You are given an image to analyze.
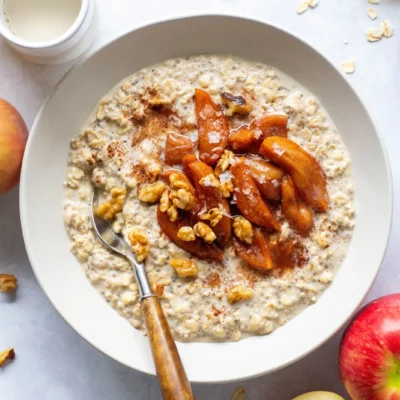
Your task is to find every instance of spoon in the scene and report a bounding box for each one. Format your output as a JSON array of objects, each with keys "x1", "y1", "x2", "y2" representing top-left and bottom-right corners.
[{"x1": 91, "y1": 191, "x2": 195, "y2": 400}]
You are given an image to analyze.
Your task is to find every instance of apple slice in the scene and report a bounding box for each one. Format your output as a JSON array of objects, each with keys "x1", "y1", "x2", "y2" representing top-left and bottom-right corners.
[
  {"x1": 183, "y1": 155, "x2": 231, "y2": 246},
  {"x1": 245, "y1": 156, "x2": 285, "y2": 201},
  {"x1": 259, "y1": 137, "x2": 329, "y2": 212},
  {"x1": 165, "y1": 132, "x2": 196, "y2": 165},
  {"x1": 230, "y1": 158, "x2": 281, "y2": 232},
  {"x1": 157, "y1": 207, "x2": 222, "y2": 262},
  {"x1": 281, "y1": 175, "x2": 313, "y2": 235},
  {"x1": 228, "y1": 114, "x2": 288, "y2": 152},
  {"x1": 195, "y1": 88, "x2": 229, "y2": 166},
  {"x1": 232, "y1": 227, "x2": 273, "y2": 270}
]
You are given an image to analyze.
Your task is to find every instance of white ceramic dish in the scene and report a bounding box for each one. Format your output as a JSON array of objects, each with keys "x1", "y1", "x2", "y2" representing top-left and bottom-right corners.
[{"x1": 20, "y1": 15, "x2": 392, "y2": 383}]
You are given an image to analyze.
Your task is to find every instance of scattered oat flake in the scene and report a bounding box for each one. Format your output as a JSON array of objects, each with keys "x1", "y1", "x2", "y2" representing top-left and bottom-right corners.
[
  {"x1": 0, "y1": 348, "x2": 15, "y2": 368},
  {"x1": 341, "y1": 60, "x2": 356, "y2": 74},
  {"x1": 232, "y1": 387, "x2": 246, "y2": 400},
  {"x1": 368, "y1": 0, "x2": 379, "y2": 4},
  {"x1": 381, "y1": 20, "x2": 393, "y2": 38},
  {"x1": 308, "y1": 0, "x2": 319, "y2": 7},
  {"x1": 367, "y1": 8, "x2": 378, "y2": 20},
  {"x1": 344, "y1": 39, "x2": 349, "y2": 44},
  {"x1": 296, "y1": 2, "x2": 309, "y2": 14},
  {"x1": 366, "y1": 27, "x2": 384, "y2": 42}
]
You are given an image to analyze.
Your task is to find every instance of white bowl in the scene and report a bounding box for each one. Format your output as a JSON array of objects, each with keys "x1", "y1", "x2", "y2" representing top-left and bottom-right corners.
[{"x1": 20, "y1": 14, "x2": 392, "y2": 383}]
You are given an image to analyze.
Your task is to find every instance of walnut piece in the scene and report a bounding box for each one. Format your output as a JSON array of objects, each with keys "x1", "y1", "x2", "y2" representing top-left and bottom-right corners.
[
  {"x1": 159, "y1": 190, "x2": 172, "y2": 212},
  {"x1": 167, "y1": 205, "x2": 179, "y2": 222},
  {"x1": 220, "y1": 179, "x2": 234, "y2": 198},
  {"x1": 177, "y1": 227, "x2": 196, "y2": 241},
  {"x1": 193, "y1": 222, "x2": 217, "y2": 243},
  {"x1": 169, "y1": 173, "x2": 190, "y2": 191},
  {"x1": 146, "y1": 163, "x2": 162, "y2": 183},
  {"x1": 233, "y1": 216, "x2": 254, "y2": 244},
  {"x1": 214, "y1": 150, "x2": 234, "y2": 177},
  {"x1": 138, "y1": 182, "x2": 166, "y2": 203},
  {"x1": 0, "y1": 274, "x2": 17, "y2": 292},
  {"x1": 220, "y1": 92, "x2": 251, "y2": 117},
  {"x1": 97, "y1": 187, "x2": 127, "y2": 220},
  {"x1": 170, "y1": 188, "x2": 195, "y2": 211},
  {"x1": 0, "y1": 348, "x2": 15, "y2": 367},
  {"x1": 170, "y1": 258, "x2": 198, "y2": 278},
  {"x1": 199, "y1": 174, "x2": 220, "y2": 188},
  {"x1": 128, "y1": 228, "x2": 150, "y2": 262},
  {"x1": 200, "y1": 208, "x2": 223, "y2": 227},
  {"x1": 227, "y1": 284, "x2": 254, "y2": 304}
]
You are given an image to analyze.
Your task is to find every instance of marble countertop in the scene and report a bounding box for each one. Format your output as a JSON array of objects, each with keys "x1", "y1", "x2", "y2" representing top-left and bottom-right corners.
[{"x1": 1, "y1": 0, "x2": 399, "y2": 399}]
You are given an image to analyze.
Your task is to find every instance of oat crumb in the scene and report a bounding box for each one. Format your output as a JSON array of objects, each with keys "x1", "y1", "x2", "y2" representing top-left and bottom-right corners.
[
  {"x1": 368, "y1": 0, "x2": 379, "y2": 4},
  {"x1": 308, "y1": 0, "x2": 319, "y2": 7},
  {"x1": 296, "y1": 2, "x2": 309, "y2": 14},
  {"x1": 341, "y1": 60, "x2": 356, "y2": 74},
  {"x1": 367, "y1": 8, "x2": 378, "y2": 20},
  {"x1": 232, "y1": 387, "x2": 246, "y2": 400},
  {"x1": 366, "y1": 27, "x2": 384, "y2": 42}
]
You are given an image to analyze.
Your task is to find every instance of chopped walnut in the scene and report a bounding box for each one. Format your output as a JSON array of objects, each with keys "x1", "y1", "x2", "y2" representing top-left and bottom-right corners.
[
  {"x1": 146, "y1": 164, "x2": 162, "y2": 183},
  {"x1": 0, "y1": 274, "x2": 17, "y2": 292},
  {"x1": 170, "y1": 258, "x2": 198, "y2": 278},
  {"x1": 227, "y1": 285, "x2": 254, "y2": 304},
  {"x1": 200, "y1": 208, "x2": 223, "y2": 227},
  {"x1": 97, "y1": 187, "x2": 127, "y2": 220},
  {"x1": 0, "y1": 348, "x2": 15, "y2": 367},
  {"x1": 232, "y1": 387, "x2": 246, "y2": 400},
  {"x1": 159, "y1": 190, "x2": 172, "y2": 212},
  {"x1": 169, "y1": 173, "x2": 190, "y2": 191},
  {"x1": 177, "y1": 227, "x2": 196, "y2": 241},
  {"x1": 220, "y1": 179, "x2": 234, "y2": 197},
  {"x1": 138, "y1": 182, "x2": 166, "y2": 203},
  {"x1": 233, "y1": 216, "x2": 253, "y2": 244},
  {"x1": 128, "y1": 228, "x2": 150, "y2": 262},
  {"x1": 220, "y1": 92, "x2": 251, "y2": 117},
  {"x1": 152, "y1": 282, "x2": 164, "y2": 297},
  {"x1": 193, "y1": 222, "x2": 217, "y2": 243},
  {"x1": 214, "y1": 150, "x2": 234, "y2": 177},
  {"x1": 167, "y1": 205, "x2": 179, "y2": 222},
  {"x1": 199, "y1": 174, "x2": 220, "y2": 188},
  {"x1": 170, "y1": 188, "x2": 195, "y2": 210}
]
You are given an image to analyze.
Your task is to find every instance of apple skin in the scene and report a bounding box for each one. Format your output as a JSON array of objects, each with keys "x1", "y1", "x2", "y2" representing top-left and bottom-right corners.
[
  {"x1": 340, "y1": 294, "x2": 400, "y2": 400},
  {"x1": 0, "y1": 98, "x2": 28, "y2": 195}
]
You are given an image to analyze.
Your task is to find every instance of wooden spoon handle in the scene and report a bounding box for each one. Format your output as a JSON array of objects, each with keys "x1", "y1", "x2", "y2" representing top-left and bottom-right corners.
[{"x1": 141, "y1": 296, "x2": 195, "y2": 400}]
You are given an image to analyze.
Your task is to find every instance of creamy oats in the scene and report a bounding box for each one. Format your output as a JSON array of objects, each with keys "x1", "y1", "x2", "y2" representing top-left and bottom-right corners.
[{"x1": 63, "y1": 55, "x2": 355, "y2": 342}]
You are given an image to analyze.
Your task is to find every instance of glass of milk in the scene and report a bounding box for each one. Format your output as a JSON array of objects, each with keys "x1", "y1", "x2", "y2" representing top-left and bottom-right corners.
[{"x1": 0, "y1": 0, "x2": 96, "y2": 64}]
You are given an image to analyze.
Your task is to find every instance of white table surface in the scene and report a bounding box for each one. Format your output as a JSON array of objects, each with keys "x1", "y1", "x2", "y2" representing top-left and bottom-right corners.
[{"x1": 1, "y1": 0, "x2": 399, "y2": 399}]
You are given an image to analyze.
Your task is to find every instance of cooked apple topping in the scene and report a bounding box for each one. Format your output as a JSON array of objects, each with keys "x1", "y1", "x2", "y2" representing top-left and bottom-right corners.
[
  {"x1": 0, "y1": 348, "x2": 15, "y2": 368},
  {"x1": 232, "y1": 216, "x2": 254, "y2": 244},
  {"x1": 0, "y1": 274, "x2": 17, "y2": 292},
  {"x1": 214, "y1": 150, "x2": 234, "y2": 177},
  {"x1": 199, "y1": 174, "x2": 220, "y2": 189},
  {"x1": 227, "y1": 284, "x2": 254, "y2": 304},
  {"x1": 170, "y1": 258, "x2": 198, "y2": 278},
  {"x1": 200, "y1": 208, "x2": 223, "y2": 227},
  {"x1": 138, "y1": 181, "x2": 166, "y2": 203},
  {"x1": 128, "y1": 228, "x2": 150, "y2": 262},
  {"x1": 97, "y1": 187, "x2": 127, "y2": 220},
  {"x1": 194, "y1": 222, "x2": 217, "y2": 243},
  {"x1": 177, "y1": 226, "x2": 196, "y2": 242},
  {"x1": 220, "y1": 92, "x2": 251, "y2": 117}
]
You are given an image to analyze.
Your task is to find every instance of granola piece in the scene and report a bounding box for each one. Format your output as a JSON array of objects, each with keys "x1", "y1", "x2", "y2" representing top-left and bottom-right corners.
[
  {"x1": 159, "y1": 190, "x2": 172, "y2": 212},
  {"x1": 170, "y1": 188, "x2": 195, "y2": 211},
  {"x1": 367, "y1": 8, "x2": 378, "y2": 20},
  {"x1": 220, "y1": 92, "x2": 252, "y2": 117},
  {"x1": 199, "y1": 208, "x2": 223, "y2": 227},
  {"x1": 167, "y1": 205, "x2": 179, "y2": 222},
  {"x1": 232, "y1": 216, "x2": 254, "y2": 244},
  {"x1": 0, "y1": 274, "x2": 17, "y2": 292},
  {"x1": 177, "y1": 227, "x2": 196, "y2": 242},
  {"x1": 138, "y1": 182, "x2": 166, "y2": 203},
  {"x1": 128, "y1": 228, "x2": 150, "y2": 262},
  {"x1": 214, "y1": 150, "x2": 234, "y2": 177},
  {"x1": 199, "y1": 174, "x2": 220, "y2": 189},
  {"x1": 193, "y1": 222, "x2": 217, "y2": 243},
  {"x1": 170, "y1": 258, "x2": 198, "y2": 278},
  {"x1": 220, "y1": 179, "x2": 234, "y2": 198},
  {"x1": 341, "y1": 60, "x2": 356, "y2": 74},
  {"x1": 0, "y1": 348, "x2": 15, "y2": 367},
  {"x1": 227, "y1": 285, "x2": 254, "y2": 304},
  {"x1": 97, "y1": 187, "x2": 126, "y2": 220}
]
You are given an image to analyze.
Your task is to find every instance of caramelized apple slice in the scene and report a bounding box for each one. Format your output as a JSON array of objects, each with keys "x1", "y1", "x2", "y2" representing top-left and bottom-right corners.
[
  {"x1": 183, "y1": 155, "x2": 231, "y2": 246},
  {"x1": 245, "y1": 156, "x2": 285, "y2": 201},
  {"x1": 232, "y1": 227, "x2": 273, "y2": 270},
  {"x1": 228, "y1": 114, "x2": 288, "y2": 152},
  {"x1": 259, "y1": 137, "x2": 329, "y2": 212},
  {"x1": 165, "y1": 132, "x2": 196, "y2": 165},
  {"x1": 230, "y1": 159, "x2": 281, "y2": 232},
  {"x1": 195, "y1": 89, "x2": 229, "y2": 166},
  {"x1": 157, "y1": 207, "x2": 222, "y2": 262},
  {"x1": 281, "y1": 175, "x2": 313, "y2": 235}
]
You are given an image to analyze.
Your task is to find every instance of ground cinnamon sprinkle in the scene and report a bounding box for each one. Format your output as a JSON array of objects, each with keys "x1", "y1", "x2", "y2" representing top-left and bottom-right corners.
[{"x1": 205, "y1": 272, "x2": 221, "y2": 288}]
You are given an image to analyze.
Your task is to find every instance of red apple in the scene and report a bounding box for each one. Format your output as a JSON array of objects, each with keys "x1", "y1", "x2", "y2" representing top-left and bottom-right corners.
[
  {"x1": 340, "y1": 294, "x2": 400, "y2": 400},
  {"x1": 0, "y1": 98, "x2": 28, "y2": 195}
]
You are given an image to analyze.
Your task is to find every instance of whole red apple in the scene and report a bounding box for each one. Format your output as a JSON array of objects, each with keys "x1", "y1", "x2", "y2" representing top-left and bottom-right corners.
[
  {"x1": 340, "y1": 294, "x2": 400, "y2": 400},
  {"x1": 0, "y1": 98, "x2": 28, "y2": 195}
]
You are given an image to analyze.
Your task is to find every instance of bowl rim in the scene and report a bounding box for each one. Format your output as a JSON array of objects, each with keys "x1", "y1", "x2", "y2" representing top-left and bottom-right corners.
[{"x1": 20, "y1": 12, "x2": 393, "y2": 383}]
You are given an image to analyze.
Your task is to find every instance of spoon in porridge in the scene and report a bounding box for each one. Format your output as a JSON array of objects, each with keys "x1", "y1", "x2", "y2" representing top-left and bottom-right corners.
[{"x1": 91, "y1": 191, "x2": 194, "y2": 400}]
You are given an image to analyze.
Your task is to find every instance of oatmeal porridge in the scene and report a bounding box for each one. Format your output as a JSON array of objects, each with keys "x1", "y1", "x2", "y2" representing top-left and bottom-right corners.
[{"x1": 63, "y1": 55, "x2": 355, "y2": 342}]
